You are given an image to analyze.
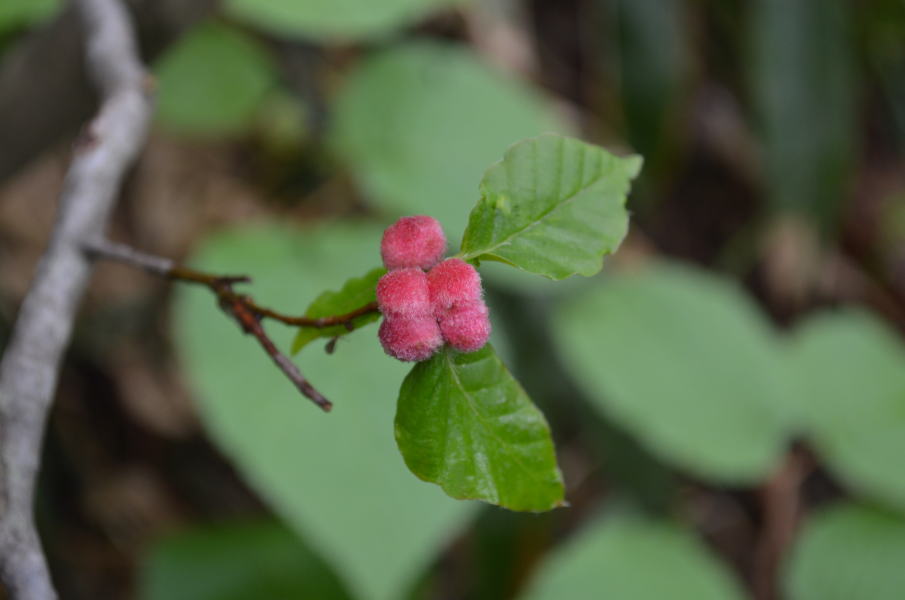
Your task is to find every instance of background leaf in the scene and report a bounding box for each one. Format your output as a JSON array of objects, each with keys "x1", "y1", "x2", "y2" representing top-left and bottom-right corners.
[
  {"x1": 331, "y1": 41, "x2": 563, "y2": 240},
  {"x1": 790, "y1": 310, "x2": 905, "y2": 510},
  {"x1": 173, "y1": 223, "x2": 476, "y2": 600},
  {"x1": 784, "y1": 503, "x2": 905, "y2": 600},
  {"x1": 396, "y1": 345, "x2": 564, "y2": 512},
  {"x1": 225, "y1": 0, "x2": 464, "y2": 41},
  {"x1": 460, "y1": 134, "x2": 640, "y2": 280},
  {"x1": 522, "y1": 514, "x2": 745, "y2": 600},
  {"x1": 154, "y1": 22, "x2": 276, "y2": 137},
  {"x1": 0, "y1": 0, "x2": 59, "y2": 35},
  {"x1": 751, "y1": 0, "x2": 855, "y2": 226},
  {"x1": 552, "y1": 263, "x2": 792, "y2": 483},
  {"x1": 291, "y1": 267, "x2": 384, "y2": 353},
  {"x1": 608, "y1": 0, "x2": 689, "y2": 162},
  {"x1": 140, "y1": 520, "x2": 352, "y2": 600}
]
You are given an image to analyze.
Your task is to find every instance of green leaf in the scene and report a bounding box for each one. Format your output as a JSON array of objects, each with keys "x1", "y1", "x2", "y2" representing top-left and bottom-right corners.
[
  {"x1": 0, "y1": 0, "x2": 59, "y2": 34},
  {"x1": 751, "y1": 0, "x2": 855, "y2": 225},
  {"x1": 154, "y1": 22, "x2": 276, "y2": 137},
  {"x1": 140, "y1": 520, "x2": 352, "y2": 600},
  {"x1": 396, "y1": 345, "x2": 565, "y2": 512},
  {"x1": 552, "y1": 263, "x2": 792, "y2": 484},
  {"x1": 785, "y1": 503, "x2": 905, "y2": 600},
  {"x1": 332, "y1": 41, "x2": 563, "y2": 240},
  {"x1": 291, "y1": 267, "x2": 384, "y2": 353},
  {"x1": 173, "y1": 223, "x2": 476, "y2": 600},
  {"x1": 225, "y1": 0, "x2": 464, "y2": 40},
  {"x1": 460, "y1": 134, "x2": 641, "y2": 280},
  {"x1": 522, "y1": 515, "x2": 745, "y2": 600},
  {"x1": 790, "y1": 310, "x2": 905, "y2": 510}
]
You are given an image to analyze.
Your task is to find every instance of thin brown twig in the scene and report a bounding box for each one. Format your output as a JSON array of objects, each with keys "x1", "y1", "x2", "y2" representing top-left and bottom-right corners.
[
  {"x1": 85, "y1": 238, "x2": 381, "y2": 412},
  {"x1": 752, "y1": 448, "x2": 812, "y2": 600}
]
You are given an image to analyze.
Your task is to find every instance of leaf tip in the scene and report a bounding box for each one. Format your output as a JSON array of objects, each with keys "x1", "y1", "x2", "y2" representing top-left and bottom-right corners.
[{"x1": 625, "y1": 154, "x2": 644, "y2": 179}]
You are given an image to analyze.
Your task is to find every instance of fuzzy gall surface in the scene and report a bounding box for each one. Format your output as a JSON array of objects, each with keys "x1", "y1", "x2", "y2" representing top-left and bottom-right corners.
[
  {"x1": 378, "y1": 315, "x2": 443, "y2": 362},
  {"x1": 376, "y1": 268, "x2": 431, "y2": 318},
  {"x1": 427, "y1": 258, "x2": 482, "y2": 314},
  {"x1": 380, "y1": 215, "x2": 447, "y2": 270},
  {"x1": 438, "y1": 300, "x2": 491, "y2": 353}
]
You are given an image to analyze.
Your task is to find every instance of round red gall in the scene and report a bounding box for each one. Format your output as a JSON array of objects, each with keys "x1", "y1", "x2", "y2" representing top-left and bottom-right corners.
[
  {"x1": 427, "y1": 258, "x2": 482, "y2": 314},
  {"x1": 438, "y1": 300, "x2": 491, "y2": 354},
  {"x1": 378, "y1": 315, "x2": 443, "y2": 362},
  {"x1": 381, "y1": 215, "x2": 446, "y2": 270},
  {"x1": 376, "y1": 268, "x2": 431, "y2": 318}
]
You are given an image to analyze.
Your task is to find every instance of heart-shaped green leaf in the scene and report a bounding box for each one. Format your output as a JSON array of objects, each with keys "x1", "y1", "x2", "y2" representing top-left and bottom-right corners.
[
  {"x1": 140, "y1": 520, "x2": 352, "y2": 600},
  {"x1": 173, "y1": 223, "x2": 476, "y2": 600},
  {"x1": 790, "y1": 310, "x2": 905, "y2": 511},
  {"x1": 552, "y1": 263, "x2": 792, "y2": 484},
  {"x1": 153, "y1": 22, "x2": 276, "y2": 137},
  {"x1": 522, "y1": 515, "x2": 745, "y2": 600},
  {"x1": 460, "y1": 134, "x2": 641, "y2": 280},
  {"x1": 785, "y1": 503, "x2": 905, "y2": 600},
  {"x1": 291, "y1": 267, "x2": 384, "y2": 353},
  {"x1": 396, "y1": 345, "x2": 565, "y2": 512}
]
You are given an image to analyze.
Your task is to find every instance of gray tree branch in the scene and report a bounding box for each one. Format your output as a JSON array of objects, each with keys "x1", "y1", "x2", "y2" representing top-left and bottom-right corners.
[{"x1": 0, "y1": 0, "x2": 152, "y2": 597}]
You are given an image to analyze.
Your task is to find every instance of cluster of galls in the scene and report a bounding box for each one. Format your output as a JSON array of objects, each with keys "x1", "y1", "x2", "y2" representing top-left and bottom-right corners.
[{"x1": 377, "y1": 216, "x2": 491, "y2": 362}]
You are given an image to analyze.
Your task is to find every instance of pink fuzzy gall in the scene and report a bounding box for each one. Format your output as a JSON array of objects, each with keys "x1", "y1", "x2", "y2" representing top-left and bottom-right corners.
[
  {"x1": 378, "y1": 315, "x2": 443, "y2": 362},
  {"x1": 380, "y1": 215, "x2": 446, "y2": 270},
  {"x1": 376, "y1": 268, "x2": 431, "y2": 318},
  {"x1": 427, "y1": 258, "x2": 482, "y2": 314},
  {"x1": 438, "y1": 300, "x2": 491, "y2": 353}
]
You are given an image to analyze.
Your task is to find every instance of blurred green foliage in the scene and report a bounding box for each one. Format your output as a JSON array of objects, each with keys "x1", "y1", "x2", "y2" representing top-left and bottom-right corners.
[
  {"x1": 225, "y1": 0, "x2": 466, "y2": 40},
  {"x1": 154, "y1": 22, "x2": 277, "y2": 136},
  {"x1": 791, "y1": 311, "x2": 905, "y2": 511},
  {"x1": 0, "y1": 0, "x2": 59, "y2": 36},
  {"x1": 141, "y1": 521, "x2": 352, "y2": 600},
  {"x1": 523, "y1": 515, "x2": 745, "y2": 600},
  {"x1": 608, "y1": 0, "x2": 688, "y2": 163},
  {"x1": 751, "y1": 0, "x2": 855, "y2": 228},
  {"x1": 554, "y1": 263, "x2": 793, "y2": 483},
  {"x1": 331, "y1": 42, "x2": 562, "y2": 239},
  {"x1": 785, "y1": 504, "x2": 905, "y2": 600}
]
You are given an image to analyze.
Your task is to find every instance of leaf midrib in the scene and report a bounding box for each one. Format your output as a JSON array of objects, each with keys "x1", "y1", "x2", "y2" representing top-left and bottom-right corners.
[{"x1": 442, "y1": 350, "x2": 550, "y2": 491}]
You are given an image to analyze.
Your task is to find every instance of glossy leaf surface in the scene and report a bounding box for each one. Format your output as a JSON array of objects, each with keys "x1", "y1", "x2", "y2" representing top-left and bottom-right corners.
[{"x1": 396, "y1": 345, "x2": 564, "y2": 512}]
